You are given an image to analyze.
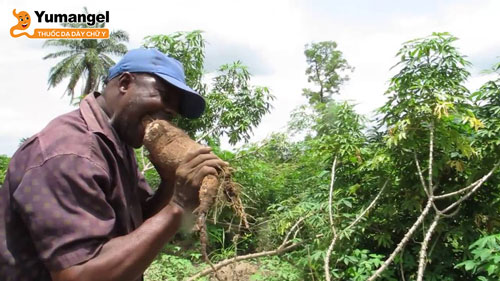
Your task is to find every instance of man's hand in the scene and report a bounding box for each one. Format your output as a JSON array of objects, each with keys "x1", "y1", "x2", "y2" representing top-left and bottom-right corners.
[{"x1": 172, "y1": 147, "x2": 227, "y2": 210}]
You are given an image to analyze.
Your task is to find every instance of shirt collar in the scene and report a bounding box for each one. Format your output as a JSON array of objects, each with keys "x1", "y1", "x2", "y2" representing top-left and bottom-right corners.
[{"x1": 80, "y1": 92, "x2": 127, "y2": 159}]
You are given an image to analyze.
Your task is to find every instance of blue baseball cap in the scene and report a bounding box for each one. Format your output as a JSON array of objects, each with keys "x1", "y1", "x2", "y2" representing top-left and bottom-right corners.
[{"x1": 107, "y1": 48, "x2": 205, "y2": 119}]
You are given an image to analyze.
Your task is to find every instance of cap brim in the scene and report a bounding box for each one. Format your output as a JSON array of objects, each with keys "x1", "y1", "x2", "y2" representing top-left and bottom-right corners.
[{"x1": 156, "y1": 73, "x2": 206, "y2": 119}]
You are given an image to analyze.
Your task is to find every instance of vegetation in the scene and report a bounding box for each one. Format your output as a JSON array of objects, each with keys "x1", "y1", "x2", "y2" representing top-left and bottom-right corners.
[
  {"x1": 0, "y1": 155, "x2": 9, "y2": 185},
  {"x1": 140, "y1": 32, "x2": 499, "y2": 281}
]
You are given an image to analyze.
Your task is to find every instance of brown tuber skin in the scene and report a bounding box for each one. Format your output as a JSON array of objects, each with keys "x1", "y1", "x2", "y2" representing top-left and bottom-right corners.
[{"x1": 142, "y1": 117, "x2": 249, "y2": 277}]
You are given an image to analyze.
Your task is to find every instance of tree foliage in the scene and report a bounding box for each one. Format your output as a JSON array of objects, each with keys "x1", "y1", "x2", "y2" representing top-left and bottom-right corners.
[
  {"x1": 303, "y1": 41, "x2": 353, "y2": 106},
  {"x1": 142, "y1": 30, "x2": 274, "y2": 144},
  {"x1": 43, "y1": 7, "x2": 129, "y2": 103}
]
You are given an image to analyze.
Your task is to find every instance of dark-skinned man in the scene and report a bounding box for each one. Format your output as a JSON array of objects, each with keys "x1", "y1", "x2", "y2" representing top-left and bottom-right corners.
[{"x1": 0, "y1": 48, "x2": 226, "y2": 281}]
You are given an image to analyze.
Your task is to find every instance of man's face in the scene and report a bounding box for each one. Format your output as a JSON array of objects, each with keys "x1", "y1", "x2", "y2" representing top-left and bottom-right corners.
[{"x1": 111, "y1": 73, "x2": 181, "y2": 148}]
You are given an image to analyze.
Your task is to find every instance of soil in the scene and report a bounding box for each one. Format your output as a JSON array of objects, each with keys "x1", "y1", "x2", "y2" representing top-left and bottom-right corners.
[{"x1": 207, "y1": 262, "x2": 260, "y2": 281}]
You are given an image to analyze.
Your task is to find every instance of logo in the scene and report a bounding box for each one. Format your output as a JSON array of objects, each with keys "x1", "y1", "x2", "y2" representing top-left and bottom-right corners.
[{"x1": 10, "y1": 9, "x2": 109, "y2": 39}]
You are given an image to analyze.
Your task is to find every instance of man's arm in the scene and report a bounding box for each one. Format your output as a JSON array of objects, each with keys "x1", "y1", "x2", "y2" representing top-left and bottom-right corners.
[
  {"x1": 142, "y1": 180, "x2": 173, "y2": 219},
  {"x1": 51, "y1": 203, "x2": 183, "y2": 281},
  {"x1": 50, "y1": 147, "x2": 226, "y2": 281}
]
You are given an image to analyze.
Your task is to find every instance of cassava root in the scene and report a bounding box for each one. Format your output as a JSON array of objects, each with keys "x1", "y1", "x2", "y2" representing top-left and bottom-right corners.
[{"x1": 142, "y1": 117, "x2": 249, "y2": 279}]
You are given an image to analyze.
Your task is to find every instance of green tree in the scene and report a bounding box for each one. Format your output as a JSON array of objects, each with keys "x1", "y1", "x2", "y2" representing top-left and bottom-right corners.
[
  {"x1": 303, "y1": 41, "x2": 353, "y2": 106},
  {"x1": 43, "y1": 7, "x2": 129, "y2": 102},
  {"x1": 143, "y1": 31, "x2": 206, "y2": 94},
  {"x1": 142, "y1": 31, "x2": 274, "y2": 144}
]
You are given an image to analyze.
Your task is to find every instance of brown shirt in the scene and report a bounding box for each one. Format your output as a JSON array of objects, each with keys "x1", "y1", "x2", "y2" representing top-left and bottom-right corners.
[{"x1": 0, "y1": 92, "x2": 153, "y2": 280}]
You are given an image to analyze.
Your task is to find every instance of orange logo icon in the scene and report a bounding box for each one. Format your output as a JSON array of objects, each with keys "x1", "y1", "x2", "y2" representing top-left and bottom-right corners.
[{"x1": 10, "y1": 9, "x2": 32, "y2": 37}]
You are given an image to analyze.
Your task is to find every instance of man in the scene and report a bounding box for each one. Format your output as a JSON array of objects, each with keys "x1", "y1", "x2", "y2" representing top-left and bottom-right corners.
[{"x1": 0, "y1": 48, "x2": 226, "y2": 281}]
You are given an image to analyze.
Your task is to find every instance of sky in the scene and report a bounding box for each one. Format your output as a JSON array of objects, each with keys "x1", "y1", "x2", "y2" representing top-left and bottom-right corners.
[{"x1": 0, "y1": 0, "x2": 499, "y2": 156}]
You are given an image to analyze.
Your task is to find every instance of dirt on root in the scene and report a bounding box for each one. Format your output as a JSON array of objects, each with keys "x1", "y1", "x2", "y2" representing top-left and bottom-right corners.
[{"x1": 207, "y1": 262, "x2": 259, "y2": 281}]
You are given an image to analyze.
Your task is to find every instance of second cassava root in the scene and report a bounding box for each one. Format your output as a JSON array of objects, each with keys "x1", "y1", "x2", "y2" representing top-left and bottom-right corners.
[{"x1": 142, "y1": 117, "x2": 249, "y2": 277}]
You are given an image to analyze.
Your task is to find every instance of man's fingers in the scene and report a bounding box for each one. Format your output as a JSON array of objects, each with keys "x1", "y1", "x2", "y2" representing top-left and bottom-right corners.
[
  {"x1": 192, "y1": 166, "x2": 218, "y2": 187},
  {"x1": 184, "y1": 153, "x2": 227, "y2": 170},
  {"x1": 180, "y1": 147, "x2": 212, "y2": 165}
]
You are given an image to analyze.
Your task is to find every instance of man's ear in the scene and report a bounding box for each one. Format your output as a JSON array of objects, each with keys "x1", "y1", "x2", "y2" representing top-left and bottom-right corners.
[{"x1": 117, "y1": 72, "x2": 134, "y2": 94}]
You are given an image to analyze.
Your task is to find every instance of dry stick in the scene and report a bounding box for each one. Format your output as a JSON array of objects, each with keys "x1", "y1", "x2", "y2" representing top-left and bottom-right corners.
[
  {"x1": 416, "y1": 213, "x2": 441, "y2": 281},
  {"x1": 185, "y1": 218, "x2": 319, "y2": 281},
  {"x1": 366, "y1": 198, "x2": 434, "y2": 281},
  {"x1": 325, "y1": 157, "x2": 338, "y2": 281}
]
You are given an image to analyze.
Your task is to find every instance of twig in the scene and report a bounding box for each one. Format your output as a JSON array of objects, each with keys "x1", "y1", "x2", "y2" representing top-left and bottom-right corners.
[{"x1": 416, "y1": 213, "x2": 440, "y2": 281}]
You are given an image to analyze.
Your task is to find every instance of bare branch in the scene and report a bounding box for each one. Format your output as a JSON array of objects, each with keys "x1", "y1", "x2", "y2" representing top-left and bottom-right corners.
[
  {"x1": 325, "y1": 156, "x2": 338, "y2": 281},
  {"x1": 326, "y1": 180, "x2": 388, "y2": 281},
  {"x1": 417, "y1": 213, "x2": 441, "y2": 281},
  {"x1": 414, "y1": 154, "x2": 430, "y2": 197},
  {"x1": 324, "y1": 235, "x2": 339, "y2": 281},
  {"x1": 428, "y1": 122, "x2": 434, "y2": 192},
  {"x1": 328, "y1": 156, "x2": 338, "y2": 229},
  {"x1": 345, "y1": 180, "x2": 388, "y2": 231},
  {"x1": 367, "y1": 199, "x2": 434, "y2": 281},
  {"x1": 434, "y1": 165, "x2": 498, "y2": 199},
  {"x1": 281, "y1": 216, "x2": 308, "y2": 249},
  {"x1": 440, "y1": 163, "x2": 499, "y2": 214},
  {"x1": 400, "y1": 246, "x2": 406, "y2": 281}
]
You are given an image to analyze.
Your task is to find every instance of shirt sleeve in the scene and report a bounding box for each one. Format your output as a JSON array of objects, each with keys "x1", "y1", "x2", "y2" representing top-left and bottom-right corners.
[{"x1": 12, "y1": 154, "x2": 115, "y2": 271}]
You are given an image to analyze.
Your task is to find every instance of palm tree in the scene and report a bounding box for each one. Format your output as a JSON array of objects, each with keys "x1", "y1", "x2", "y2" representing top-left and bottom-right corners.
[{"x1": 43, "y1": 7, "x2": 129, "y2": 103}]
